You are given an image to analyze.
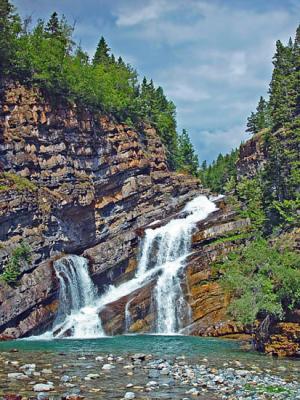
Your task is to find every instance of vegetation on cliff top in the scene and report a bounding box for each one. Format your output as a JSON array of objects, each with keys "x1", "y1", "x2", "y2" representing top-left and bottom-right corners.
[{"x1": 0, "y1": 0, "x2": 199, "y2": 175}]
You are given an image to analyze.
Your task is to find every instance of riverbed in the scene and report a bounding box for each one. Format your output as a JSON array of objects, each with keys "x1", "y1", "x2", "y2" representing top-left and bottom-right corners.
[{"x1": 0, "y1": 335, "x2": 299, "y2": 399}]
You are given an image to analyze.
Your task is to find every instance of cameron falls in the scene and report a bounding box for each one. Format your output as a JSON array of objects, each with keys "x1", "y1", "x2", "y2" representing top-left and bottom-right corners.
[{"x1": 0, "y1": 1, "x2": 299, "y2": 399}]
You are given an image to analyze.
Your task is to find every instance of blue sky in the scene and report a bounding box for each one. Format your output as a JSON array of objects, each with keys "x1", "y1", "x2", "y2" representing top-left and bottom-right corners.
[{"x1": 13, "y1": 0, "x2": 300, "y2": 163}]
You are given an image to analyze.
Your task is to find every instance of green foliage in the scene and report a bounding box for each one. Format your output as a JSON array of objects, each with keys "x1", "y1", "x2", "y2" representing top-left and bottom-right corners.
[
  {"x1": 235, "y1": 177, "x2": 266, "y2": 229},
  {"x1": 246, "y1": 97, "x2": 271, "y2": 135},
  {"x1": 0, "y1": 0, "x2": 22, "y2": 78},
  {"x1": 261, "y1": 124, "x2": 300, "y2": 230},
  {"x1": 217, "y1": 239, "x2": 300, "y2": 325},
  {"x1": 1, "y1": 242, "x2": 32, "y2": 285},
  {"x1": 0, "y1": 172, "x2": 37, "y2": 192},
  {"x1": 177, "y1": 129, "x2": 199, "y2": 176},
  {"x1": 93, "y1": 36, "x2": 111, "y2": 65},
  {"x1": 269, "y1": 40, "x2": 296, "y2": 128},
  {"x1": 199, "y1": 149, "x2": 238, "y2": 192},
  {"x1": 0, "y1": 2, "x2": 199, "y2": 174}
]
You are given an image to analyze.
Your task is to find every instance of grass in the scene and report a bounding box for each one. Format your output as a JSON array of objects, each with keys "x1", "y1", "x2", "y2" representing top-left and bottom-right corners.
[
  {"x1": 212, "y1": 231, "x2": 252, "y2": 245},
  {"x1": 244, "y1": 383, "x2": 291, "y2": 395},
  {"x1": 0, "y1": 172, "x2": 37, "y2": 192}
]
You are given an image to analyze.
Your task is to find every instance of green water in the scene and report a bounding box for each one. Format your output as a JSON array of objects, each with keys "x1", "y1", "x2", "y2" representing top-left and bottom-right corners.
[
  {"x1": 0, "y1": 336, "x2": 299, "y2": 399},
  {"x1": 0, "y1": 335, "x2": 298, "y2": 369}
]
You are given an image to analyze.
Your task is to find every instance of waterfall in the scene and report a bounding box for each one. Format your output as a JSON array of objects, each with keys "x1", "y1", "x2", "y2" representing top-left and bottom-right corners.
[
  {"x1": 97, "y1": 195, "x2": 217, "y2": 334},
  {"x1": 42, "y1": 255, "x2": 103, "y2": 339},
  {"x1": 35, "y1": 195, "x2": 217, "y2": 339},
  {"x1": 142, "y1": 195, "x2": 217, "y2": 333}
]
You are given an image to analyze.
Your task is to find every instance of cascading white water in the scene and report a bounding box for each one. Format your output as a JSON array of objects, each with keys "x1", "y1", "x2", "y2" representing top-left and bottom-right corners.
[
  {"x1": 96, "y1": 195, "x2": 217, "y2": 334},
  {"x1": 42, "y1": 255, "x2": 103, "y2": 339},
  {"x1": 35, "y1": 195, "x2": 217, "y2": 339},
  {"x1": 143, "y1": 195, "x2": 217, "y2": 333}
]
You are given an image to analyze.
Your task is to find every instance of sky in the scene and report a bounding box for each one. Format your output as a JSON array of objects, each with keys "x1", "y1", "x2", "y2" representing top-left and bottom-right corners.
[{"x1": 13, "y1": 0, "x2": 300, "y2": 163}]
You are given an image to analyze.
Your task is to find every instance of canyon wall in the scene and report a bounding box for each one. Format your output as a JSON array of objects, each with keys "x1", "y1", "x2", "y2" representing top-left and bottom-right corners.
[{"x1": 0, "y1": 82, "x2": 218, "y2": 338}]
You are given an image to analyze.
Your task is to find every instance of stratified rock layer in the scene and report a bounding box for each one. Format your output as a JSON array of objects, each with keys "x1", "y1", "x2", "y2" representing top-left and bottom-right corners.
[{"x1": 0, "y1": 82, "x2": 203, "y2": 337}]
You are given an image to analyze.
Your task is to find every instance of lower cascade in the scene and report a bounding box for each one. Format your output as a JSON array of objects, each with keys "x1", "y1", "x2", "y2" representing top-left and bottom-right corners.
[
  {"x1": 42, "y1": 256, "x2": 103, "y2": 338},
  {"x1": 43, "y1": 195, "x2": 217, "y2": 338}
]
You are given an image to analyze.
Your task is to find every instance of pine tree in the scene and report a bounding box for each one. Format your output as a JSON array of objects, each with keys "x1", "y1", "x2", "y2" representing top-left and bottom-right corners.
[
  {"x1": 93, "y1": 36, "x2": 111, "y2": 65},
  {"x1": 256, "y1": 96, "x2": 271, "y2": 131},
  {"x1": 0, "y1": 0, "x2": 21, "y2": 77},
  {"x1": 269, "y1": 40, "x2": 295, "y2": 128},
  {"x1": 293, "y1": 25, "x2": 300, "y2": 117},
  {"x1": 246, "y1": 111, "x2": 258, "y2": 134},
  {"x1": 177, "y1": 129, "x2": 199, "y2": 176},
  {"x1": 246, "y1": 97, "x2": 271, "y2": 134},
  {"x1": 45, "y1": 12, "x2": 60, "y2": 36},
  {"x1": 117, "y1": 56, "x2": 125, "y2": 67}
]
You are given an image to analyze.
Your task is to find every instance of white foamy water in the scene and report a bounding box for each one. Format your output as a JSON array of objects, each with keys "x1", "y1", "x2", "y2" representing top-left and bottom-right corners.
[
  {"x1": 36, "y1": 195, "x2": 217, "y2": 339},
  {"x1": 39, "y1": 255, "x2": 103, "y2": 339}
]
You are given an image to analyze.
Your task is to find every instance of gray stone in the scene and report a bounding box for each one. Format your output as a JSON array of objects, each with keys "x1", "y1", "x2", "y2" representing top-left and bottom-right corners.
[
  {"x1": 33, "y1": 383, "x2": 54, "y2": 392},
  {"x1": 102, "y1": 363, "x2": 115, "y2": 370},
  {"x1": 8, "y1": 372, "x2": 29, "y2": 380},
  {"x1": 124, "y1": 392, "x2": 135, "y2": 399}
]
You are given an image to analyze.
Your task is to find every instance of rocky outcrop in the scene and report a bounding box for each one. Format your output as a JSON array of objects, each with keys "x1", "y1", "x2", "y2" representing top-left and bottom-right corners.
[
  {"x1": 236, "y1": 130, "x2": 267, "y2": 180},
  {"x1": 0, "y1": 82, "x2": 202, "y2": 338},
  {"x1": 255, "y1": 317, "x2": 300, "y2": 357}
]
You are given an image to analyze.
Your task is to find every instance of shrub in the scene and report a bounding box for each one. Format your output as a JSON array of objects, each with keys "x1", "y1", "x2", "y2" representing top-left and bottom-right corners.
[
  {"x1": 216, "y1": 238, "x2": 300, "y2": 325},
  {"x1": 1, "y1": 242, "x2": 32, "y2": 285}
]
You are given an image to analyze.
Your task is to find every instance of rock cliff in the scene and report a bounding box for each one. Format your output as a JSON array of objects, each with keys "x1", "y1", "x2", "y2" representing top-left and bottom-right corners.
[{"x1": 0, "y1": 82, "x2": 205, "y2": 338}]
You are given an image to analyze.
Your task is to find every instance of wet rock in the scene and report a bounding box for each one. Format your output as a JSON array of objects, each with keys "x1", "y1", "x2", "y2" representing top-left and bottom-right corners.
[
  {"x1": 102, "y1": 363, "x2": 115, "y2": 370},
  {"x1": 148, "y1": 369, "x2": 160, "y2": 379},
  {"x1": 37, "y1": 393, "x2": 50, "y2": 400},
  {"x1": 131, "y1": 353, "x2": 146, "y2": 361},
  {"x1": 61, "y1": 375, "x2": 71, "y2": 382},
  {"x1": 20, "y1": 363, "x2": 36, "y2": 370},
  {"x1": 33, "y1": 383, "x2": 54, "y2": 392},
  {"x1": 124, "y1": 392, "x2": 135, "y2": 399},
  {"x1": 7, "y1": 372, "x2": 28, "y2": 380}
]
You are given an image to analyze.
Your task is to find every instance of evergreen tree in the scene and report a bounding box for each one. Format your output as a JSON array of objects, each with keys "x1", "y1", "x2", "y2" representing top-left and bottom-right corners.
[
  {"x1": 246, "y1": 112, "x2": 258, "y2": 134},
  {"x1": 177, "y1": 129, "x2": 199, "y2": 176},
  {"x1": 293, "y1": 25, "x2": 300, "y2": 117},
  {"x1": 246, "y1": 96, "x2": 271, "y2": 134},
  {"x1": 269, "y1": 40, "x2": 295, "y2": 127},
  {"x1": 256, "y1": 96, "x2": 271, "y2": 131},
  {"x1": 93, "y1": 36, "x2": 110, "y2": 65},
  {"x1": 45, "y1": 12, "x2": 60, "y2": 36},
  {"x1": 0, "y1": 0, "x2": 21, "y2": 78}
]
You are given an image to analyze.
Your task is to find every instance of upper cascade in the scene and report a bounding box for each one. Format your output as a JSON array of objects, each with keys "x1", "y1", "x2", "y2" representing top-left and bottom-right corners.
[{"x1": 38, "y1": 195, "x2": 217, "y2": 339}]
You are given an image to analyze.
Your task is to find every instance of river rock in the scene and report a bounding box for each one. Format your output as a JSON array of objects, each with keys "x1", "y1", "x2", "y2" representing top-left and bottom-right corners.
[
  {"x1": 131, "y1": 353, "x2": 146, "y2": 361},
  {"x1": 8, "y1": 373, "x2": 29, "y2": 380},
  {"x1": 102, "y1": 363, "x2": 115, "y2": 370},
  {"x1": 148, "y1": 369, "x2": 160, "y2": 378},
  {"x1": 33, "y1": 383, "x2": 54, "y2": 392},
  {"x1": 124, "y1": 392, "x2": 135, "y2": 399},
  {"x1": 20, "y1": 363, "x2": 36, "y2": 370}
]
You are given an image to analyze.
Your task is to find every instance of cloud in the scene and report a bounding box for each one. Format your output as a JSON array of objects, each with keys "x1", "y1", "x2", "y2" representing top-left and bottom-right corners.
[
  {"x1": 114, "y1": 0, "x2": 176, "y2": 27},
  {"x1": 194, "y1": 125, "x2": 249, "y2": 163}
]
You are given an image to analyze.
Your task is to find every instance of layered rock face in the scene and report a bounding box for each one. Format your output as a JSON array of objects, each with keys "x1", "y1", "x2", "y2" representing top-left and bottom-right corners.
[{"x1": 0, "y1": 82, "x2": 203, "y2": 338}]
